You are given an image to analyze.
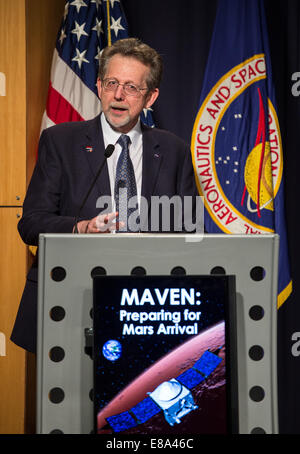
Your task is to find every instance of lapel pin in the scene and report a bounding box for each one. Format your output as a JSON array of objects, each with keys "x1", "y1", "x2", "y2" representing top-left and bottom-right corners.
[{"x1": 86, "y1": 146, "x2": 93, "y2": 153}]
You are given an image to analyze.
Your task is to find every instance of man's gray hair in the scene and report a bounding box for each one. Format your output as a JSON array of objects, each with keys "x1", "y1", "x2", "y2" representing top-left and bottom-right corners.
[{"x1": 98, "y1": 38, "x2": 163, "y2": 91}]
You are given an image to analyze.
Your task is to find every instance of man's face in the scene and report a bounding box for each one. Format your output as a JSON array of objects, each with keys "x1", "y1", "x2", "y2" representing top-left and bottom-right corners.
[{"x1": 97, "y1": 54, "x2": 159, "y2": 133}]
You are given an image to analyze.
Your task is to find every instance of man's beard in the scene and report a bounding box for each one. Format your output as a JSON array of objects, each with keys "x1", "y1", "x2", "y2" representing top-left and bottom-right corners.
[{"x1": 105, "y1": 103, "x2": 132, "y2": 131}]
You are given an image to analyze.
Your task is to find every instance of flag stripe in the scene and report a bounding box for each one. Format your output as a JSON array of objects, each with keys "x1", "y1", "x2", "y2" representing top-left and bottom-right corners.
[
  {"x1": 47, "y1": 82, "x2": 84, "y2": 124},
  {"x1": 40, "y1": 111, "x2": 55, "y2": 132},
  {"x1": 50, "y1": 49, "x2": 101, "y2": 121}
]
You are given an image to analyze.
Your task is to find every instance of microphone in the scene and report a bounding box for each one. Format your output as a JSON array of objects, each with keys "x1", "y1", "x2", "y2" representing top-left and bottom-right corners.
[{"x1": 74, "y1": 144, "x2": 115, "y2": 233}]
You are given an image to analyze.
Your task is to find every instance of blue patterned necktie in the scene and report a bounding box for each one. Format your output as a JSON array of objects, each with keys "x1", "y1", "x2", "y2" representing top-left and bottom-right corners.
[{"x1": 115, "y1": 134, "x2": 139, "y2": 232}]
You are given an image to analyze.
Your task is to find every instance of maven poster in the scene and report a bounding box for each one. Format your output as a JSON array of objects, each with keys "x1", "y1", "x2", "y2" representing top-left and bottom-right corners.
[{"x1": 93, "y1": 275, "x2": 237, "y2": 434}]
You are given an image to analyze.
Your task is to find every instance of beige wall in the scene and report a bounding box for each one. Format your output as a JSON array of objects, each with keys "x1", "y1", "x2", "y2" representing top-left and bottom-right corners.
[{"x1": 0, "y1": 0, "x2": 65, "y2": 434}]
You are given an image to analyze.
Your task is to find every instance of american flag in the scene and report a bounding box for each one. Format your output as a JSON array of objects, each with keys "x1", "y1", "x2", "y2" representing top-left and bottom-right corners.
[{"x1": 41, "y1": 0, "x2": 154, "y2": 131}]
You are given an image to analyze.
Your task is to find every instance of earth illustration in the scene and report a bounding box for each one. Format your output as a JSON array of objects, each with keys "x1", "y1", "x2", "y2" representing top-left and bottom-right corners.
[
  {"x1": 102, "y1": 340, "x2": 122, "y2": 362},
  {"x1": 97, "y1": 321, "x2": 228, "y2": 434}
]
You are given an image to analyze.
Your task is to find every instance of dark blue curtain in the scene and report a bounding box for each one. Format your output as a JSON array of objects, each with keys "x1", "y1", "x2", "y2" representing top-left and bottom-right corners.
[{"x1": 123, "y1": 0, "x2": 217, "y2": 142}]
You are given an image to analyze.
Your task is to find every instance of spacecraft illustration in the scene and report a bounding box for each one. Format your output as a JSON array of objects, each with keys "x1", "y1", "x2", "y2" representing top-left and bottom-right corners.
[{"x1": 105, "y1": 349, "x2": 223, "y2": 432}]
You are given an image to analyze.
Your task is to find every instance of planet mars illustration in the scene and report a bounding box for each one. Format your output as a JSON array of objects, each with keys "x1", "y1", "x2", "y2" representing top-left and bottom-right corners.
[{"x1": 97, "y1": 321, "x2": 227, "y2": 434}]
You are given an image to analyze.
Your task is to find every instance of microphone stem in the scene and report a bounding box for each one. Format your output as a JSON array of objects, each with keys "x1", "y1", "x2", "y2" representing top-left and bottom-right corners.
[{"x1": 73, "y1": 144, "x2": 115, "y2": 234}]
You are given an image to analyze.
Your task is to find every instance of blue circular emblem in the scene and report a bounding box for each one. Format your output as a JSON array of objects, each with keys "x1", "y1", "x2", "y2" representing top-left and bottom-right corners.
[{"x1": 191, "y1": 54, "x2": 283, "y2": 235}]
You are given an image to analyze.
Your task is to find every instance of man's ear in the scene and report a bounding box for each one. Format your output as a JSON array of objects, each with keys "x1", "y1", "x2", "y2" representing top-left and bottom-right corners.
[
  {"x1": 96, "y1": 78, "x2": 102, "y2": 98},
  {"x1": 145, "y1": 88, "x2": 159, "y2": 109}
]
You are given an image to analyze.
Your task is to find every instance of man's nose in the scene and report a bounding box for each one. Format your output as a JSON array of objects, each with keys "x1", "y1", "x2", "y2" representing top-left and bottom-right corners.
[{"x1": 114, "y1": 84, "x2": 125, "y2": 99}]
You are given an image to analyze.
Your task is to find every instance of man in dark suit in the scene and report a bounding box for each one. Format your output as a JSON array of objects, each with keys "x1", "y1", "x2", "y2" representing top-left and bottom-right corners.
[{"x1": 11, "y1": 38, "x2": 199, "y2": 353}]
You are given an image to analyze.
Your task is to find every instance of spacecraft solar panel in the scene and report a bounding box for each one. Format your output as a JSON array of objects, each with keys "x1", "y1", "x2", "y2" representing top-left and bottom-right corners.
[
  {"x1": 106, "y1": 411, "x2": 137, "y2": 432},
  {"x1": 176, "y1": 368, "x2": 206, "y2": 389},
  {"x1": 193, "y1": 350, "x2": 223, "y2": 377},
  {"x1": 106, "y1": 397, "x2": 161, "y2": 432},
  {"x1": 131, "y1": 397, "x2": 161, "y2": 423},
  {"x1": 106, "y1": 351, "x2": 223, "y2": 432}
]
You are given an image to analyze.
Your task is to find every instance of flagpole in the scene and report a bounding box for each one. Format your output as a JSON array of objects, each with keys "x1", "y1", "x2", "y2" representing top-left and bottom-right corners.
[{"x1": 106, "y1": 0, "x2": 112, "y2": 46}]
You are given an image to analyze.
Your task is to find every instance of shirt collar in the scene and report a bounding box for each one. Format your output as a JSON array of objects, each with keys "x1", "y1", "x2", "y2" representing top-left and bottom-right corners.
[{"x1": 100, "y1": 113, "x2": 142, "y2": 148}]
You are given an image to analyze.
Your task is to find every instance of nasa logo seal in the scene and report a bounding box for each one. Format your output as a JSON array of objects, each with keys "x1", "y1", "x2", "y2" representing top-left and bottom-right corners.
[{"x1": 191, "y1": 54, "x2": 282, "y2": 234}]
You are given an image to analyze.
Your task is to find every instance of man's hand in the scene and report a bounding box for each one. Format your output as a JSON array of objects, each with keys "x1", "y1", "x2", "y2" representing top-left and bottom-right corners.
[{"x1": 75, "y1": 212, "x2": 122, "y2": 233}]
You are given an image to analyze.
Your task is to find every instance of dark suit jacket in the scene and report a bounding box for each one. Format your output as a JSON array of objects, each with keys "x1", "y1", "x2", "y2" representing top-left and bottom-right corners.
[{"x1": 11, "y1": 115, "x2": 198, "y2": 353}]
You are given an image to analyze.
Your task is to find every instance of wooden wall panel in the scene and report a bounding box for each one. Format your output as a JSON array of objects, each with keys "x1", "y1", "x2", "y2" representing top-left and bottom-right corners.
[
  {"x1": 26, "y1": 0, "x2": 65, "y2": 182},
  {"x1": 0, "y1": 208, "x2": 26, "y2": 434},
  {"x1": 24, "y1": 0, "x2": 65, "y2": 434},
  {"x1": 0, "y1": 0, "x2": 27, "y2": 434},
  {"x1": 0, "y1": 0, "x2": 26, "y2": 205},
  {"x1": 0, "y1": 0, "x2": 65, "y2": 434}
]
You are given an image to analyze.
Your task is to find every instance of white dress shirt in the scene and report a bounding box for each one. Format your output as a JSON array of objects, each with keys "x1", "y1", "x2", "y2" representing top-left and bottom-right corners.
[{"x1": 100, "y1": 113, "x2": 143, "y2": 212}]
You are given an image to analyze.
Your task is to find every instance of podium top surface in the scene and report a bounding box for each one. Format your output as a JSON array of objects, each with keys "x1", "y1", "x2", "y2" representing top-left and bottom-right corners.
[{"x1": 40, "y1": 233, "x2": 279, "y2": 240}]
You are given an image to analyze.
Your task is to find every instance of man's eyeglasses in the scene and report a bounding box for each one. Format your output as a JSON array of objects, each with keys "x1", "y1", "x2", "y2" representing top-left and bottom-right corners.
[{"x1": 102, "y1": 78, "x2": 148, "y2": 97}]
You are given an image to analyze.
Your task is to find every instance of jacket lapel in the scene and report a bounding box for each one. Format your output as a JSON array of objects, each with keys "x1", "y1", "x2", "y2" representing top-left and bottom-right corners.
[
  {"x1": 83, "y1": 115, "x2": 111, "y2": 199},
  {"x1": 141, "y1": 124, "x2": 163, "y2": 201},
  {"x1": 141, "y1": 125, "x2": 163, "y2": 231}
]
